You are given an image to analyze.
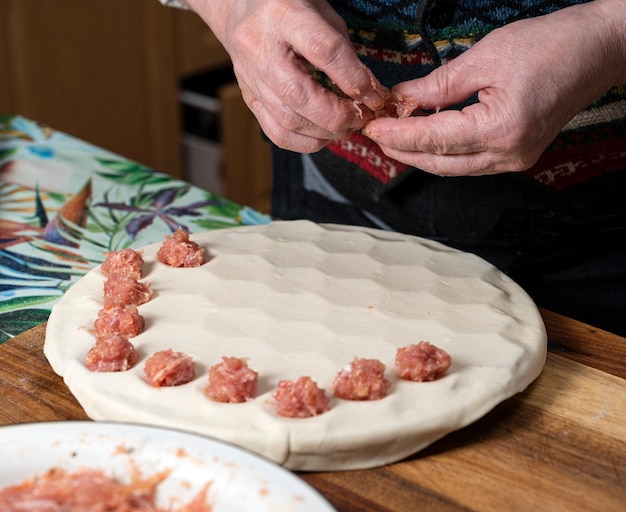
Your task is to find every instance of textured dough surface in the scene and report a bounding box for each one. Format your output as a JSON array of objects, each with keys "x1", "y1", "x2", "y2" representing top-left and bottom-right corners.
[{"x1": 45, "y1": 220, "x2": 547, "y2": 470}]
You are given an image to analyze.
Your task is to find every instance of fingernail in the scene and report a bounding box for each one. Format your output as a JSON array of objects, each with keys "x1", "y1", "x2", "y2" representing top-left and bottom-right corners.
[
  {"x1": 362, "y1": 126, "x2": 377, "y2": 139},
  {"x1": 362, "y1": 94, "x2": 385, "y2": 111}
]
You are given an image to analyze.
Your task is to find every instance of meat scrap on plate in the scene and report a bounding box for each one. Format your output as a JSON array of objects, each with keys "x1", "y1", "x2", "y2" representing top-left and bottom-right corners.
[{"x1": 0, "y1": 467, "x2": 213, "y2": 512}]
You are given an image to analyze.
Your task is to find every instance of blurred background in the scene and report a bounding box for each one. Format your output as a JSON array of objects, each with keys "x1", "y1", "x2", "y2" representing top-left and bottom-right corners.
[{"x1": 0, "y1": 0, "x2": 272, "y2": 213}]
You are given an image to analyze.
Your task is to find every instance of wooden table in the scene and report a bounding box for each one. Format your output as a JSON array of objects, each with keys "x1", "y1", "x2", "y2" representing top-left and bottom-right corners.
[{"x1": 1, "y1": 309, "x2": 624, "y2": 512}]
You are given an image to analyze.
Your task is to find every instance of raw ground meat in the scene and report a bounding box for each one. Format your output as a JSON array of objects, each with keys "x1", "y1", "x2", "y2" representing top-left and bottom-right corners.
[
  {"x1": 103, "y1": 275, "x2": 152, "y2": 308},
  {"x1": 353, "y1": 91, "x2": 420, "y2": 121},
  {"x1": 377, "y1": 92, "x2": 421, "y2": 119},
  {"x1": 85, "y1": 334, "x2": 138, "y2": 372},
  {"x1": 0, "y1": 468, "x2": 213, "y2": 512},
  {"x1": 274, "y1": 376, "x2": 330, "y2": 418},
  {"x1": 94, "y1": 305, "x2": 145, "y2": 339},
  {"x1": 395, "y1": 341, "x2": 451, "y2": 382},
  {"x1": 332, "y1": 357, "x2": 391, "y2": 401},
  {"x1": 101, "y1": 248, "x2": 144, "y2": 279},
  {"x1": 156, "y1": 227, "x2": 206, "y2": 268},
  {"x1": 144, "y1": 349, "x2": 196, "y2": 387},
  {"x1": 205, "y1": 357, "x2": 258, "y2": 403}
]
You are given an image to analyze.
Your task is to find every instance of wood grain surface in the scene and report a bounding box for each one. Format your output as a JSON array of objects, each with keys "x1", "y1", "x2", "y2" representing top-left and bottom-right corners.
[{"x1": 0, "y1": 311, "x2": 625, "y2": 512}]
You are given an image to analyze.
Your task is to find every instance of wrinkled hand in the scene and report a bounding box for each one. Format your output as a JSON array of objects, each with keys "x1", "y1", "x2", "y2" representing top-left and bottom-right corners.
[
  {"x1": 363, "y1": 0, "x2": 626, "y2": 176},
  {"x1": 185, "y1": 0, "x2": 387, "y2": 153}
]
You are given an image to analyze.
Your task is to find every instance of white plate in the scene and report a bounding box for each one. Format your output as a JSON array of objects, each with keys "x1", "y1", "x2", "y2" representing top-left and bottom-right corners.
[{"x1": 0, "y1": 421, "x2": 336, "y2": 512}]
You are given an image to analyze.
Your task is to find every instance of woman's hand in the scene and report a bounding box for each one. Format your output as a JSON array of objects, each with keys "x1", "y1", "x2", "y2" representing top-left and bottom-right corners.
[
  {"x1": 362, "y1": 0, "x2": 626, "y2": 176},
  {"x1": 184, "y1": 0, "x2": 388, "y2": 153}
]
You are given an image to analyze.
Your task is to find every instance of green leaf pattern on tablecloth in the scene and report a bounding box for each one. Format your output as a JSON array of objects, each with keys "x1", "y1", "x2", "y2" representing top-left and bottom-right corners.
[{"x1": 0, "y1": 115, "x2": 271, "y2": 342}]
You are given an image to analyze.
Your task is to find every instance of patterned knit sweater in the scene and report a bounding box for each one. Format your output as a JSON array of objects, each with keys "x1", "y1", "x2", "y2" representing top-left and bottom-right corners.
[{"x1": 318, "y1": 0, "x2": 626, "y2": 193}]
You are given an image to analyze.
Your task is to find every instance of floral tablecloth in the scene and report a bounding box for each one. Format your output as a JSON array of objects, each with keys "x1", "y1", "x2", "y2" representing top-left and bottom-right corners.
[{"x1": 0, "y1": 115, "x2": 270, "y2": 342}]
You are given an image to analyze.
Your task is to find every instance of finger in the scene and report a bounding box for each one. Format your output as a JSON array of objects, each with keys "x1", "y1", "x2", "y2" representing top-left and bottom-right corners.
[
  {"x1": 288, "y1": 9, "x2": 388, "y2": 111},
  {"x1": 392, "y1": 46, "x2": 493, "y2": 111},
  {"x1": 375, "y1": 146, "x2": 501, "y2": 177},
  {"x1": 242, "y1": 44, "x2": 369, "y2": 138},
  {"x1": 375, "y1": 135, "x2": 542, "y2": 177},
  {"x1": 241, "y1": 79, "x2": 355, "y2": 142},
  {"x1": 363, "y1": 104, "x2": 494, "y2": 155},
  {"x1": 245, "y1": 93, "x2": 332, "y2": 153}
]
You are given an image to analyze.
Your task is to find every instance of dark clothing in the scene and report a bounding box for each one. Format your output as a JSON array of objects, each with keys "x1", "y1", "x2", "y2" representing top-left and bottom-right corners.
[
  {"x1": 271, "y1": 145, "x2": 626, "y2": 338},
  {"x1": 270, "y1": 0, "x2": 626, "y2": 337}
]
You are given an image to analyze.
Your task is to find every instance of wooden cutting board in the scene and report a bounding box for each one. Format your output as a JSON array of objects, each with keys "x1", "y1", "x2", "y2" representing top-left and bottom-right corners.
[{"x1": 1, "y1": 315, "x2": 625, "y2": 512}]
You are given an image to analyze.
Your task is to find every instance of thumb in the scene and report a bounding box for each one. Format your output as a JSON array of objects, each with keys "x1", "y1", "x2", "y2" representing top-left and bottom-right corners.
[{"x1": 392, "y1": 56, "x2": 486, "y2": 111}]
